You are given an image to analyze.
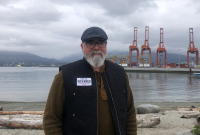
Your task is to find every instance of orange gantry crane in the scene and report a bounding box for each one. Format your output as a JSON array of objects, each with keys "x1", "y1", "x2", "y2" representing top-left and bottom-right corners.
[
  {"x1": 156, "y1": 28, "x2": 167, "y2": 67},
  {"x1": 129, "y1": 27, "x2": 139, "y2": 66},
  {"x1": 141, "y1": 26, "x2": 151, "y2": 56},
  {"x1": 187, "y1": 28, "x2": 199, "y2": 67}
]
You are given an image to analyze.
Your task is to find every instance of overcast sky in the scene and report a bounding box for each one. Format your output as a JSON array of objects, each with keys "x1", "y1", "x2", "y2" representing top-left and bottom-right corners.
[{"x1": 0, "y1": 0, "x2": 200, "y2": 60}]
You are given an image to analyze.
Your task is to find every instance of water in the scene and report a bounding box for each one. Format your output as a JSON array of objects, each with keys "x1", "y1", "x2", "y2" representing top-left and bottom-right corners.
[
  {"x1": 0, "y1": 67, "x2": 200, "y2": 102},
  {"x1": 0, "y1": 67, "x2": 58, "y2": 102},
  {"x1": 127, "y1": 72, "x2": 200, "y2": 102}
]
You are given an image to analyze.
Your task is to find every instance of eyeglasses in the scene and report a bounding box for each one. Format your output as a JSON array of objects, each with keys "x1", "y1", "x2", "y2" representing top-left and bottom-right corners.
[{"x1": 86, "y1": 41, "x2": 107, "y2": 49}]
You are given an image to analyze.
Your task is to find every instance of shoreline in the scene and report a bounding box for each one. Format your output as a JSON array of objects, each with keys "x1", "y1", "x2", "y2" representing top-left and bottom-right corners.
[
  {"x1": 0, "y1": 101, "x2": 200, "y2": 135},
  {"x1": 1, "y1": 101, "x2": 200, "y2": 111},
  {"x1": 125, "y1": 67, "x2": 200, "y2": 73}
]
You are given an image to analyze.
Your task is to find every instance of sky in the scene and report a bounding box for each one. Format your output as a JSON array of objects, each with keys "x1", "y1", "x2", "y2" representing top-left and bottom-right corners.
[{"x1": 0, "y1": 0, "x2": 200, "y2": 60}]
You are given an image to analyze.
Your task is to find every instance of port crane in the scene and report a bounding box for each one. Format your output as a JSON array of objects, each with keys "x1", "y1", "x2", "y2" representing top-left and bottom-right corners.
[
  {"x1": 156, "y1": 28, "x2": 167, "y2": 67},
  {"x1": 187, "y1": 28, "x2": 199, "y2": 67},
  {"x1": 129, "y1": 27, "x2": 139, "y2": 66},
  {"x1": 141, "y1": 26, "x2": 151, "y2": 56}
]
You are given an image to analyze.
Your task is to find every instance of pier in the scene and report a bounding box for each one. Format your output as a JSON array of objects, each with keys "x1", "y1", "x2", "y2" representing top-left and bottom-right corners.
[{"x1": 124, "y1": 67, "x2": 200, "y2": 73}]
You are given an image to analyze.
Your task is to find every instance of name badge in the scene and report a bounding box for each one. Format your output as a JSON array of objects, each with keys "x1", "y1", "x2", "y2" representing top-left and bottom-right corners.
[{"x1": 77, "y1": 78, "x2": 92, "y2": 86}]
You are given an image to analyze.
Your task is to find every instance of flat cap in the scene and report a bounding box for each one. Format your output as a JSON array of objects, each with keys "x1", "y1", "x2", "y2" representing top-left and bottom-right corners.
[{"x1": 81, "y1": 27, "x2": 108, "y2": 42}]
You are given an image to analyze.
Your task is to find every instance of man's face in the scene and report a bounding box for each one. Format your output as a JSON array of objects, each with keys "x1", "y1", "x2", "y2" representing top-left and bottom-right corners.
[{"x1": 81, "y1": 39, "x2": 107, "y2": 68}]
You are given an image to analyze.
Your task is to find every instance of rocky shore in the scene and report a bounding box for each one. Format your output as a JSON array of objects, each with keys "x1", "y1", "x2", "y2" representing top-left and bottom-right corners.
[{"x1": 0, "y1": 101, "x2": 199, "y2": 135}]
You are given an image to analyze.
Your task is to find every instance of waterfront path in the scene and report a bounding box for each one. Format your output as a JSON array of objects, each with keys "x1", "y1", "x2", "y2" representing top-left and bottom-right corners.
[{"x1": 124, "y1": 67, "x2": 200, "y2": 73}]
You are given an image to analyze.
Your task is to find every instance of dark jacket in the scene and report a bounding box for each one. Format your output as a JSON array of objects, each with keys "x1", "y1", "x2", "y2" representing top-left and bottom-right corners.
[
  {"x1": 43, "y1": 58, "x2": 137, "y2": 135},
  {"x1": 59, "y1": 58, "x2": 127, "y2": 135}
]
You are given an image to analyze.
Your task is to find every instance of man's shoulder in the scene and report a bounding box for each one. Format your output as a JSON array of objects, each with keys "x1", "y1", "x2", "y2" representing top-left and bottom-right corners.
[{"x1": 54, "y1": 70, "x2": 63, "y2": 80}]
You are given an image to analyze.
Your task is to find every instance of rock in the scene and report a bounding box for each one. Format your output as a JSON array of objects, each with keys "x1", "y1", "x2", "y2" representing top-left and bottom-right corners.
[
  {"x1": 137, "y1": 115, "x2": 160, "y2": 128},
  {"x1": 137, "y1": 104, "x2": 160, "y2": 114},
  {"x1": 0, "y1": 107, "x2": 3, "y2": 111},
  {"x1": 162, "y1": 112, "x2": 167, "y2": 115}
]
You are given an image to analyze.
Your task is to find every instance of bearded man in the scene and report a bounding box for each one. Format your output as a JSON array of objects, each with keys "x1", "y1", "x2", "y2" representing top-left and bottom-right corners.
[{"x1": 43, "y1": 27, "x2": 137, "y2": 135}]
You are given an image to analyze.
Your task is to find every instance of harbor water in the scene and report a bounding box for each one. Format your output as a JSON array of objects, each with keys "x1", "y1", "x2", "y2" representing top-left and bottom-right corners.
[
  {"x1": 0, "y1": 67, "x2": 200, "y2": 102},
  {"x1": 127, "y1": 72, "x2": 200, "y2": 102}
]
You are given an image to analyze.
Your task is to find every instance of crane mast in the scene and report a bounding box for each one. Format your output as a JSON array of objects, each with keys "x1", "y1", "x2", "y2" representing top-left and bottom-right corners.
[
  {"x1": 129, "y1": 27, "x2": 139, "y2": 66},
  {"x1": 156, "y1": 28, "x2": 167, "y2": 67},
  {"x1": 187, "y1": 28, "x2": 199, "y2": 67}
]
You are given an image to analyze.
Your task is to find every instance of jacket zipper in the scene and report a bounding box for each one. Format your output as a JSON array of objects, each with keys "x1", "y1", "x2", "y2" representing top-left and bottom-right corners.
[
  {"x1": 104, "y1": 71, "x2": 121, "y2": 135},
  {"x1": 94, "y1": 72, "x2": 98, "y2": 135}
]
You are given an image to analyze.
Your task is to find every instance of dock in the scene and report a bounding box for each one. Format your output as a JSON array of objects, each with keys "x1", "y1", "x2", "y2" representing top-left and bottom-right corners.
[{"x1": 124, "y1": 67, "x2": 200, "y2": 73}]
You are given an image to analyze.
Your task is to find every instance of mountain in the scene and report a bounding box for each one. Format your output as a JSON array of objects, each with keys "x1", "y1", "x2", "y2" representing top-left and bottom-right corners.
[
  {"x1": 61, "y1": 50, "x2": 196, "y2": 66},
  {"x1": 0, "y1": 51, "x2": 66, "y2": 66},
  {"x1": 60, "y1": 53, "x2": 83, "y2": 63},
  {"x1": 1, "y1": 50, "x2": 192, "y2": 67}
]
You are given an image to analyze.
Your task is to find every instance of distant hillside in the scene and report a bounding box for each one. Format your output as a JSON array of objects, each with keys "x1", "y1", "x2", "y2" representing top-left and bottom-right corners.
[
  {"x1": 0, "y1": 51, "x2": 66, "y2": 66},
  {"x1": 60, "y1": 53, "x2": 83, "y2": 63},
  {"x1": 61, "y1": 50, "x2": 196, "y2": 66}
]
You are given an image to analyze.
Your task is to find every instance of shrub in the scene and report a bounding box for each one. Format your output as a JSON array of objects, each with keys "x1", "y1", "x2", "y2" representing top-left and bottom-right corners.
[{"x1": 191, "y1": 123, "x2": 200, "y2": 135}]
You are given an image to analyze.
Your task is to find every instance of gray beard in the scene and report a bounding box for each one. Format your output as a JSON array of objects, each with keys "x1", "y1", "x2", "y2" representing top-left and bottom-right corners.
[{"x1": 84, "y1": 50, "x2": 106, "y2": 68}]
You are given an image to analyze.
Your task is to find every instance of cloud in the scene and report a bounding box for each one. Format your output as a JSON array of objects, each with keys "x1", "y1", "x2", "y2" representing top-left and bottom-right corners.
[
  {"x1": 0, "y1": 0, "x2": 19, "y2": 5},
  {"x1": 0, "y1": 0, "x2": 62, "y2": 25},
  {"x1": 49, "y1": 0, "x2": 158, "y2": 16},
  {"x1": 0, "y1": 0, "x2": 200, "y2": 60}
]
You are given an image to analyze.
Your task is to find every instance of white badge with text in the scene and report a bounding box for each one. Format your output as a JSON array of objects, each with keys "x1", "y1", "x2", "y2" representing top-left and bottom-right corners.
[{"x1": 77, "y1": 78, "x2": 92, "y2": 86}]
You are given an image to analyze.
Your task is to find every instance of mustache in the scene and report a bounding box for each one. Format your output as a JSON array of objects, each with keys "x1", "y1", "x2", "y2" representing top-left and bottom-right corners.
[{"x1": 89, "y1": 50, "x2": 104, "y2": 57}]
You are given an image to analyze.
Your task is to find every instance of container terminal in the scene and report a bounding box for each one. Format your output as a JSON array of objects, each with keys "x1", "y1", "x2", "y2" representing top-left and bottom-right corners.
[{"x1": 106, "y1": 26, "x2": 200, "y2": 71}]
